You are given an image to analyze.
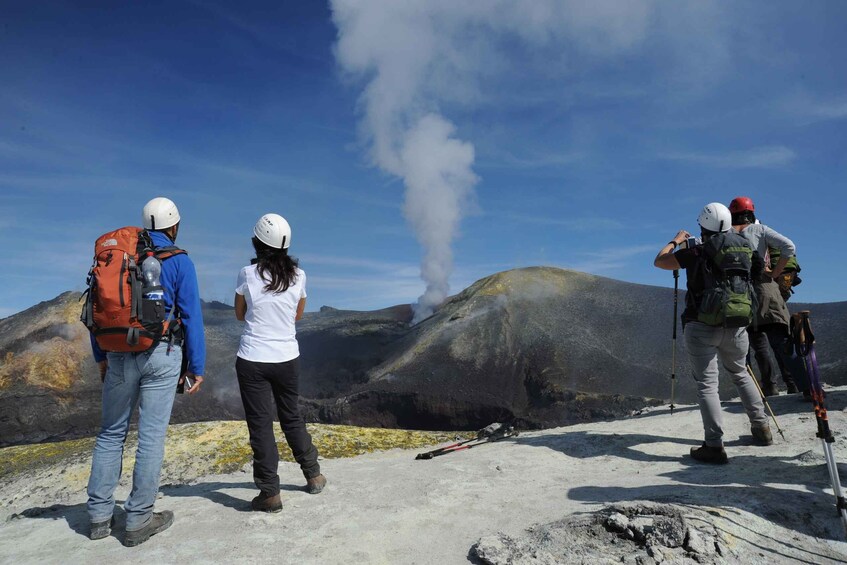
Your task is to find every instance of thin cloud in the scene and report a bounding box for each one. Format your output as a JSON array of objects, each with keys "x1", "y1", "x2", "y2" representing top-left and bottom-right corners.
[
  {"x1": 492, "y1": 212, "x2": 625, "y2": 231},
  {"x1": 778, "y1": 91, "x2": 847, "y2": 125},
  {"x1": 483, "y1": 150, "x2": 586, "y2": 169},
  {"x1": 660, "y1": 146, "x2": 796, "y2": 169},
  {"x1": 565, "y1": 244, "x2": 657, "y2": 275}
]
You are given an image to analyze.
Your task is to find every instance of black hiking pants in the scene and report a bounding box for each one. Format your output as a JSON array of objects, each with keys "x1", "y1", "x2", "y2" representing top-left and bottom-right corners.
[
  {"x1": 236, "y1": 356, "x2": 321, "y2": 496},
  {"x1": 747, "y1": 325, "x2": 796, "y2": 392}
]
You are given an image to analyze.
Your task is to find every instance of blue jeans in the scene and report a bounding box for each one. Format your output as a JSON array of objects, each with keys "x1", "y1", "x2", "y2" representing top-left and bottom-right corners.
[{"x1": 87, "y1": 342, "x2": 181, "y2": 531}]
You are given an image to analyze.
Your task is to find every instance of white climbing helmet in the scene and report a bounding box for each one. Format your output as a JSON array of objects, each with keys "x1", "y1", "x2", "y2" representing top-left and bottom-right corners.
[
  {"x1": 253, "y1": 213, "x2": 291, "y2": 249},
  {"x1": 697, "y1": 202, "x2": 732, "y2": 233},
  {"x1": 142, "y1": 197, "x2": 181, "y2": 230}
]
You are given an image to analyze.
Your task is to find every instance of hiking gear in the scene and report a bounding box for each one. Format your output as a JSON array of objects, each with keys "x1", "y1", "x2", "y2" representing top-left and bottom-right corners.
[
  {"x1": 786, "y1": 382, "x2": 799, "y2": 394},
  {"x1": 141, "y1": 197, "x2": 180, "y2": 230},
  {"x1": 124, "y1": 511, "x2": 174, "y2": 547},
  {"x1": 236, "y1": 357, "x2": 321, "y2": 495},
  {"x1": 670, "y1": 269, "x2": 679, "y2": 414},
  {"x1": 751, "y1": 425, "x2": 774, "y2": 446},
  {"x1": 696, "y1": 231, "x2": 755, "y2": 328},
  {"x1": 746, "y1": 364, "x2": 786, "y2": 441},
  {"x1": 87, "y1": 343, "x2": 181, "y2": 530},
  {"x1": 690, "y1": 443, "x2": 728, "y2": 464},
  {"x1": 697, "y1": 202, "x2": 732, "y2": 233},
  {"x1": 415, "y1": 423, "x2": 518, "y2": 460},
  {"x1": 791, "y1": 311, "x2": 847, "y2": 534},
  {"x1": 728, "y1": 196, "x2": 755, "y2": 214},
  {"x1": 89, "y1": 516, "x2": 115, "y2": 540},
  {"x1": 251, "y1": 492, "x2": 283, "y2": 513},
  {"x1": 80, "y1": 227, "x2": 185, "y2": 353},
  {"x1": 253, "y1": 213, "x2": 291, "y2": 249},
  {"x1": 306, "y1": 474, "x2": 327, "y2": 494},
  {"x1": 769, "y1": 247, "x2": 802, "y2": 300},
  {"x1": 141, "y1": 255, "x2": 163, "y2": 301}
]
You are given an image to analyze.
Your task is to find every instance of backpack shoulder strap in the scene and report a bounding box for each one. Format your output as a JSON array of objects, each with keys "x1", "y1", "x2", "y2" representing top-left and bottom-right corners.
[{"x1": 153, "y1": 246, "x2": 186, "y2": 261}]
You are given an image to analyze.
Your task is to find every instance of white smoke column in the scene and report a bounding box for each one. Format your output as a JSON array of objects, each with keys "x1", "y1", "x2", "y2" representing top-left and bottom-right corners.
[
  {"x1": 401, "y1": 115, "x2": 476, "y2": 320},
  {"x1": 332, "y1": 1, "x2": 481, "y2": 322},
  {"x1": 331, "y1": 1, "x2": 723, "y2": 321}
]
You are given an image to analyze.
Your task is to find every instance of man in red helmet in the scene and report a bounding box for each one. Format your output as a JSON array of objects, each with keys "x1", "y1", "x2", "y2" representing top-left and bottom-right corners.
[{"x1": 729, "y1": 196, "x2": 798, "y2": 396}]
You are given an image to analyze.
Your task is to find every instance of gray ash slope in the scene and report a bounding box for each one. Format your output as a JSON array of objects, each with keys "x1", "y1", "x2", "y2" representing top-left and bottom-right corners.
[{"x1": 1, "y1": 267, "x2": 844, "y2": 445}]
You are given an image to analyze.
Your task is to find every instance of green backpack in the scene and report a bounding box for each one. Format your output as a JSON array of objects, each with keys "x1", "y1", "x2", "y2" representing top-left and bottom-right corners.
[{"x1": 697, "y1": 231, "x2": 756, "y2": 328}]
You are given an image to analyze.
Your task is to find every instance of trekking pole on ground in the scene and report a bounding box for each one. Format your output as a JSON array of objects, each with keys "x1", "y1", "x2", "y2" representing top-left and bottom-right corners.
[
  {"x1": 415, "y1": 423, "x2": 518, "y2": 460},
  {"x1": 795, "y1": 311, "x2": 847, "y2": 535},
  {"x1": 670, "y1": 269, "x2": 679, "y2": 414},
  {"x1": 745, "y1": 364, "x2": 786, "y2": 441}
]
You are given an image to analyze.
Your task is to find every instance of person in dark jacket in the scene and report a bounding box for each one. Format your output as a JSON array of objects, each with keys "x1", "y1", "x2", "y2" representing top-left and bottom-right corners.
[{"x1": 87, "y1": 197, "x2": 205, "y2": 546}]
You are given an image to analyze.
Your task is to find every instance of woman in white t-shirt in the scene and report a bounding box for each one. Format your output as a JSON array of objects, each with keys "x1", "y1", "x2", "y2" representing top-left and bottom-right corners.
[{"x1": 234, "y1": 213, "x2": 325, "y2": 513}]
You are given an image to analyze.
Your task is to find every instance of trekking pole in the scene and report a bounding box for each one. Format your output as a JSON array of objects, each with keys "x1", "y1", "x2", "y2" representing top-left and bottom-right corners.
[
  {"x1": 415, "y1": 423, "x2": 518, "y2": 460},
  {"x1": 414, "y1": 436, "x2": 480, "y2": 459},
  {"x1": 796, "y1": 311, "x2": 847, "y2": 535},
  {"x1": 670, "y1": 269, "x2": 679, "y2": 414},
  {"x1": 745, "y1": 364, "x2": 786, "y2": 441}
]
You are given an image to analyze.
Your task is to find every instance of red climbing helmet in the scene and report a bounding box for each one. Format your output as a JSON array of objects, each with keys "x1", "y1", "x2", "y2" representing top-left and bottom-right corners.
[{"x1": 729, "y1": 196, "x2": 755, "y2": 214}]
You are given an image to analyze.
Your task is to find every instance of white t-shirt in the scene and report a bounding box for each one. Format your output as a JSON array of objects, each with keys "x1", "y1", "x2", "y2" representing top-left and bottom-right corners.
[{"x1": 235, "y1": 265, "x2": 306, "y2": 363}]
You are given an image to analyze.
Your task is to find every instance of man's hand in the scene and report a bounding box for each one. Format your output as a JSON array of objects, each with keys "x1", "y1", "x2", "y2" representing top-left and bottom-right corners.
[
  {"x1": 671, "y1": 230, "x2": 692, "y2": 246},
  {"x1": 180, "y1": 373, "x2": 204, "y2": 395},
  {"x1": 98, "y1": 360, "x2": 108, "y2": 383}
]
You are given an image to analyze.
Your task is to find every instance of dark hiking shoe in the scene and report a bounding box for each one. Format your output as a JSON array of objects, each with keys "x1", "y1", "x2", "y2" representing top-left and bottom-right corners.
[
  {"x1": 306, "y1": 474, "x2": 327, "y2": 495},
  {"x1": 786, "y1": 382, "x2": 799, "y2": 394},
  {"x1": 690, "y1": 443, "x2": 728, "y2": 464},
  {"x1": 89, "y1": 516, "x2": 115, "y2": 540},
  {"x1": 761, "y1": 383, "x2": 778, "y2": 397},
  {"x1": 124, "y1": 511, "x2": 174, "y2": 547},
  {"x1": 251, "y1": 492, "x2": 282, "y2": 513},
  {"x1": 751, "y1": 425, "x2": 774, "y2": 446}
]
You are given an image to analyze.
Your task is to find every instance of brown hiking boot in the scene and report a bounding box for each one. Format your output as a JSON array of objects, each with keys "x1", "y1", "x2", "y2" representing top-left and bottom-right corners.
[
  {"x1": 306, "y1": 474, "x2": 327, "y2": 494},
  {"x1": 251, "y1": 492, "x2": 282, "y2": 513},
  {"x1": 752, "y1": 425, "x2": 774, "y2": 446},
  {"x1": 124, "y1": 511, "x2": 174, "y2": 547},
  {"x1": 690, "y1": 443, "x2": 728, "y2": 464},
  {"x1": 761, "y1": 382, "x2": 778, "y2": 397}
]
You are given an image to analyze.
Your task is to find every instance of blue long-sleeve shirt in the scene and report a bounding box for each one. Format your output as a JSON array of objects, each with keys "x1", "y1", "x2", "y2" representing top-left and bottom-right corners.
[{"x1": 90, "y1": 230, "x2": 206, "y2": 375}]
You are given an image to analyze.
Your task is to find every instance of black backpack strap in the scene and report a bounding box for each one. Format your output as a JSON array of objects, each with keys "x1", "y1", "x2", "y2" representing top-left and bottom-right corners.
[{"x1": 153, "y1": 246, "x2": 187, "y2": 261}]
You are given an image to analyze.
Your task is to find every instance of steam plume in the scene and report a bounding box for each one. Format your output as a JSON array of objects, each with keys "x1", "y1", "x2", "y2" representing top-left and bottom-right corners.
[{"x1": 330, "y1": 0, "x2": 724, "y2": 321}]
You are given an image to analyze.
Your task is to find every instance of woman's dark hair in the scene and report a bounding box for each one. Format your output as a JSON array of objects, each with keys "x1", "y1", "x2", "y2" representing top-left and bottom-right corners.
[{"x1": 251, "y1": 237, "x2": 299, "y2": 293}]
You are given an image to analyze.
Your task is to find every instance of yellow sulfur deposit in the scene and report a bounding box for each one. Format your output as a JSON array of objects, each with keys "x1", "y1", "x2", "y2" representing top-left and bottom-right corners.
[{"x1": 0, "y1": 421, "x2": 472, "y2": 488}]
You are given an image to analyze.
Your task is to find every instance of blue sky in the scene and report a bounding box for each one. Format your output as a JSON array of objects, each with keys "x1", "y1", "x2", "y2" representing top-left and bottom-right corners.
[{"x1": 1, "y1": 1, "x2": 846, "y2": 318}]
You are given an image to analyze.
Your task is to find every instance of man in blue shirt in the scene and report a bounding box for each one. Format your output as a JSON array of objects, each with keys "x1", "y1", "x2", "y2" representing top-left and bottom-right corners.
[{"x1": 87, "y1": 197, "x2": 206, "y2": 546}]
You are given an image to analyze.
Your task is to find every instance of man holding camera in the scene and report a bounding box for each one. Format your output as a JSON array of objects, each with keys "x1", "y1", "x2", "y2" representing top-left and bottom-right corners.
[{"x1": 654, "y1": 202, "x2": 771, "y2": 464}]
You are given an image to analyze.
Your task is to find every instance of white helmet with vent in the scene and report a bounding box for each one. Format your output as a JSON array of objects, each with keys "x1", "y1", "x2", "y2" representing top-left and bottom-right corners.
[
  {"x1": 253, "y1": 213, "x2": 291, "y2": 249},
  {"x1": 698, "y1": 202, "x2": 732, "y2": 233},
  {"x1": 142, "y1": 197, "x2": 181, "y2": 230}
]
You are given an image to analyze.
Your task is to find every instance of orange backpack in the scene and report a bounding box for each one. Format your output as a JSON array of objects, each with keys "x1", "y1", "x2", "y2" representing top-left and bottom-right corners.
[{"x1": 80, "y1": 227, "x2": 185, "y2": 352}]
